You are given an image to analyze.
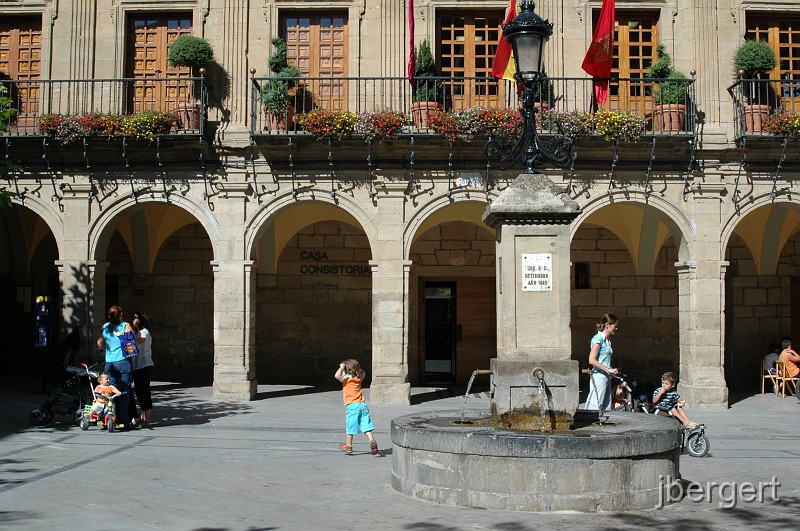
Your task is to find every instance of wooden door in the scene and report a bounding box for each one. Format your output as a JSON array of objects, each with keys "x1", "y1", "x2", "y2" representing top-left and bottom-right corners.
[
  {"x1": 746, "y1": 16, "x2": 800, "y2": 110},
  {"x1": 0, "y1": 17, "x2": 42, "y2": 133},
  {"x1": 282, "y1": 13, "x2": 348, "y2": 112},
  {"x1": 439, "y1": 11, "x2": 507, "y2": 110},
  {"x1": 127, "y1": 15, "x2": 193, "y2": 114},
  {"x1": 601, "y1": 11, "x2": 659, "y2": 114}
]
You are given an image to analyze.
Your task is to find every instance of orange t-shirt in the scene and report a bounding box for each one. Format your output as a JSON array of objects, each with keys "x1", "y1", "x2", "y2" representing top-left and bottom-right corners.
[
  {"x1": 341, "y1": 371, "x2": 365, "y2": 405},
  {"x1": 93, "y1": 384, "x2": 120, "y2": 404},
  {"x1": 779, "y1": 349, "x2": 800, "y2": 378}
]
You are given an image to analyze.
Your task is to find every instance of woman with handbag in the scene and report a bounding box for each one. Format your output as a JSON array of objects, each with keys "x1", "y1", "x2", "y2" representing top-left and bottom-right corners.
[{"x1": 96, "y1": 305, "x2": 135, "y2": 429}]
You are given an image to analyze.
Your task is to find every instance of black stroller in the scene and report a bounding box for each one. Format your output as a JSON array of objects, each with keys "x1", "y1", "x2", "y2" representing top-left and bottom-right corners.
[{"x1": 29, "y1": 327, "x2": 100, "y2": 426}]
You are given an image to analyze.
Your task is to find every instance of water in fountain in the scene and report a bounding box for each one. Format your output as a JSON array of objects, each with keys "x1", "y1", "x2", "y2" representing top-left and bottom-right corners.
[{"x1": 460, "y1": 369, "x2": 490, "y2": 424}]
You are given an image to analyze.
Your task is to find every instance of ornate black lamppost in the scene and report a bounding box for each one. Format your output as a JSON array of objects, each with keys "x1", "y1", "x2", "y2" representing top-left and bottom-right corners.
[{"x1": 486, "y1": 0, "x2": 573, "y2": 173}]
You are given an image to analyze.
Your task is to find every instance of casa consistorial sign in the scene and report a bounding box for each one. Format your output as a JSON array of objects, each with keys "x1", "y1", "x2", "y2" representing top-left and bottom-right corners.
[{"x1": 521, "y1": 253, "x2": 552, "y2": 291}]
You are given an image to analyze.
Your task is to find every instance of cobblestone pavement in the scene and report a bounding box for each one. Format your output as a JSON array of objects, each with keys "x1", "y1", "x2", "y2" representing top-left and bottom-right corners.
[{"x1": 1, "y1": 378, "x2": 798, "y2": 530}]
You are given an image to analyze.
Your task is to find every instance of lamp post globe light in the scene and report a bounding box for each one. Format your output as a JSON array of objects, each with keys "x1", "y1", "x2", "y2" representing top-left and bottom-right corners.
[{"x1": 486, "y1": 0, "x2": 573, "y2": 173}]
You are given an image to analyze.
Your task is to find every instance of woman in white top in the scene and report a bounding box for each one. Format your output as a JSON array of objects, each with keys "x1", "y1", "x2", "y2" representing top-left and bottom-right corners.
[
  {"x1": 585, "y1": 313, "x2": 619, "y2": 412},
  {"x1": 131, "y1": 311, "x2": 155, "y2": 425}
]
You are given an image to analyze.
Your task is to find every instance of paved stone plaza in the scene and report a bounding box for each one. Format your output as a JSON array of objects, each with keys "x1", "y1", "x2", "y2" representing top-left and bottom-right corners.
[{"x1": 1, "y1": 379, "x2": 798, "y2": 530}]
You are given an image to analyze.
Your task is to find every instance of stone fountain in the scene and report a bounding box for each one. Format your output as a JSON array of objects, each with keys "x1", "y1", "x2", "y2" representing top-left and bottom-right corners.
[{"x1": 391, "y1": 173, "x2": 681, "y2": 512}]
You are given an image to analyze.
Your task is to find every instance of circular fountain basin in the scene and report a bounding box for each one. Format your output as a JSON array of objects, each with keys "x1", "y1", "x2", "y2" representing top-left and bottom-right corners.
[{"x1": 391, "y1": 409, "x2": 681, "y2": 512}]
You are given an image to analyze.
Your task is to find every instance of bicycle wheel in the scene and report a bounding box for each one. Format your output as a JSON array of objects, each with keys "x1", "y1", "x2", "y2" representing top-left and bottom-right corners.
[{"x1": 686, "y1": 432, "x2": 710, "y2": 457}]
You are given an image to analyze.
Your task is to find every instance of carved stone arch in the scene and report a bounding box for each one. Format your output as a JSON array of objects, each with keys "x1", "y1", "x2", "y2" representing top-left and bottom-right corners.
[
  {"x1": 403, "y1": 195, "x2": 492, "y2": 260},
  {"x1": 88, "y1": 195, "x2": 221, "y2": 262},
  {"x1": 720, "y1": 196, "x2": 800, "y2": 276},
  {"x1": 573, "y1": 191, "x2": 695, "y2": 266},
  {"x1": 243, "y1": 190, "x2": 377, "y2": 262},
  {"x1": 719, "y1": 195, "x2": 800, "y2": 256},
  {"x1": 7, "y1": 195, "x2": 65, "y2": 258}
]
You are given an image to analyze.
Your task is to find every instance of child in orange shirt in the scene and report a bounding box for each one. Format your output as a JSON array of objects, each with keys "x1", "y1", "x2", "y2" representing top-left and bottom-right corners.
[
  {"x1": 90, "y1": 372, "x2": 122, "y2": 416},
  {"x1": 335, "y1": 359, "x2": 378, "y2": 455}
]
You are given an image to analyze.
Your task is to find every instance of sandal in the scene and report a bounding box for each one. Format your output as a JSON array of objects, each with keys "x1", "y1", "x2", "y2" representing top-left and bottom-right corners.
[
  {"x1": 683, "y1": 421, "x2": 699, "y2": 428},
  {"x1": 339, "y1": 443, "x2": 353, "y2": 454},
  {"x1": 370, "y1": 441, "x2": 379, "y2": 455}
]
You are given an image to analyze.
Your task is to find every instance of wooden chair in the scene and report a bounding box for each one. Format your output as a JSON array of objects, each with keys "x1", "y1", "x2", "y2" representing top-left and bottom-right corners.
[
  {"x1": 776, "y1": 361, "x2": 799, "y2": 398},
  {"x1": 761, "y1": 360, "x2": 779, "y2": 395}
]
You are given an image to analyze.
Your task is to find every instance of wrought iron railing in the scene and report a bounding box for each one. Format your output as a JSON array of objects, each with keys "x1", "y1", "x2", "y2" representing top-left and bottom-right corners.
[
  {"x1": 728, "y1": 77, "x2": 800, "y2": 140},
  {"x1": 0, "y1": 77, "x2": 208, "y2": 137},
  {"x1": 250, "y1": 75, "x2": 697, "y2": 138}
]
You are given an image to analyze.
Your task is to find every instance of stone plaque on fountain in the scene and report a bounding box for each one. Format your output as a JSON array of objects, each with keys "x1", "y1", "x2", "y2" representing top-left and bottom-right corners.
[{"x1": 483, "y1": 172, "x2": 581, "y2": 429}]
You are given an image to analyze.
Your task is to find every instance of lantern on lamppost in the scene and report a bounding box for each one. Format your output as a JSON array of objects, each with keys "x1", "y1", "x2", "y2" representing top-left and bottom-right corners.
[{"x1": 486, "y1": 0, "x2": 573, "y2": 173}]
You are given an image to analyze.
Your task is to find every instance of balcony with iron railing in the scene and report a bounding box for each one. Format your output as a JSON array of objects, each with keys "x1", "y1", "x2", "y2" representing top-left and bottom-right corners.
[
  {"x1": 0, "y1": 77, "x2": 208, "y2": 137},
  {"x1": 250, "y1": 74, "x2": 697, "y2": 137},
  {"x1": 728, "y1": 77, "x2": 800, "y2": 141},
  {"x1": 249, "y1": 74, "x2": 698, "y2": 170}
]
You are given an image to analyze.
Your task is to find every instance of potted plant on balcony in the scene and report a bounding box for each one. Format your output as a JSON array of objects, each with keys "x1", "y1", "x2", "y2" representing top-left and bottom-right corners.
[
  {"x1": 262, "y1": 37, "x2": 309, "y2": 131},
  {"x1": 167, "y1": 35, "x2": 214, "y2": 130},
  {"x1": 647, "y1": 44, "x2": 689, "y2": 132},
  {"x1": 411, "y1": 39, "x2": 444, "y2": 129},
  {"x1": 733, "y1": 39, "x2": 777, "y2": 132}
]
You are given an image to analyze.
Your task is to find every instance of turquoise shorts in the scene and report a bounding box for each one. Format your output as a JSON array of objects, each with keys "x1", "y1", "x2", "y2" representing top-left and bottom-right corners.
[{"x1": 345, "y1": 401, "x2": 374, "y2": 435}]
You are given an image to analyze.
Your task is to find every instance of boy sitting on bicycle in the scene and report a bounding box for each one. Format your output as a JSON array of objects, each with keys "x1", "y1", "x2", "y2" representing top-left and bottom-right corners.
[
  {"x1": 90, "y1": 372, "x2": 121, "y2": 417},
  {"x1": 652, "y1": 371, "x2": 700, "y2": 428}
]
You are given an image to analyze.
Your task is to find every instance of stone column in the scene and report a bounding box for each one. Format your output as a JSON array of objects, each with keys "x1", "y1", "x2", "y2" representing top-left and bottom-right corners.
[
  {"x1": 57, "y1": 181, "x2": 95, "y2": 358},
  {"x1": 680, "y1": 175, "x2": 728, "y2": 409},
  {"x1": 483, "y1": 173, "x2": 581, "y2": 429},
  {"x1": 86, "y1": 260, "x2": 109, "y2": 356},
  {"x1": 368, "y1": 178, "x2": 411, "y2": 405},
  {"x1": 676, "y1": 260, "x2": 729, "y2": 409},
  {"x1": 211, "y1": 259, "x2": 257, "y2": 400}
]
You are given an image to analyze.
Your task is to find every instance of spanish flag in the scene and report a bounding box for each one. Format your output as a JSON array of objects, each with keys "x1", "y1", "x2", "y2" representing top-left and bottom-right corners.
[
  {"x1": 581, "y1": 0, "x2": 616, "y2": 103},
  {"x1": 491, "y1": 0, "x2": 517, "y2": 81}
]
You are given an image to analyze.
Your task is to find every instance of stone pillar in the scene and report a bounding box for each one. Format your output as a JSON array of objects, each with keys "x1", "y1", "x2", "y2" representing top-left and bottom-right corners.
[
  {"x1": 86, "y1": 260, "x2": 109, "y2": 358},
  {"x1": 211, "y1": 259, "x2": 257, "y2": 400},
  {"x1": 368, "y1": 259, "x2": 412, "y2": 404},
  {"x1": 368, "y1": 178, "x2": 411, "y2": 405},
  {"x1": 483, "y1": 173, "x2": 581, "y2": 429},
  {"x1": 676, "y1": 260, "x2": 729, "y2": 409},
  {"x1": 57, "y1": 180, "x2": 96, "y2": 359}
]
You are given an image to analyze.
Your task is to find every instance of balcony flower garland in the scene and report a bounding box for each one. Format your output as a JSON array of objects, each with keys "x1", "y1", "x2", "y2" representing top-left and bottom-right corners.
[
  {"x1": 766, "y1": 112, "x2": 800, "y2": 138},
  {"x1": 299, "y1": 110, "x2": 357, "y2": 140},
  {"x1": 541, "y1": 110, "x2": 593, "y2": 139},
  {"x1": 121, "y1": 111, "x2": 179, "y2": 140},
  {"x1": 353, "y1": 110, "x2": 408, "y2": 141},
  {"x1": 429, "y1": 108, "x2": 522, "y2": 142},
  {"x1": 39, "y1": 111, "x2": 178, "y2": 143},
  {"x1": 592, "y1": 110, "x2": 646, "y2": 142}
]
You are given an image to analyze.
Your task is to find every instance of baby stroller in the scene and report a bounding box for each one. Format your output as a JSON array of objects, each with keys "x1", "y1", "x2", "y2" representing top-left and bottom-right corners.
[{"x1": 29, "y1": 361, "x2": 100, "y2": 426}]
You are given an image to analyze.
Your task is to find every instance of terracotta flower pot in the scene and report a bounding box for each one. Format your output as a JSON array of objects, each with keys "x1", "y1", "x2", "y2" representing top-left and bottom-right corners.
[
  {"x1": 265, "y1": 106, "x2": 295, "y2": 132},
  {"x1": 653, "y1": 103, "x2": 686, "y2": 133},
  {"x1": 174, "y1": 102, "x2": 202, "y2": 131},
  {"x1": 411, "y1": 101, "x2": 443, "y2": 129},
  {"x1": 740, "y1": 104, "x2": 771, "y2": 133}
]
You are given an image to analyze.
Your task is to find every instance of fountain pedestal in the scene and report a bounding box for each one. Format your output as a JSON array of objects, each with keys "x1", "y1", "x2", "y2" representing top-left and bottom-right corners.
[
  {"x1": 483, "y1": 173, "x2": 581, "y2": 429},
  {"x1": 490, "y1": 359, "x2": 578, "y2": 431}
]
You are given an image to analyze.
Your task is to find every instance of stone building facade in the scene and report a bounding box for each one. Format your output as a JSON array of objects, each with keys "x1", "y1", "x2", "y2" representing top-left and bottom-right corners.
[{"x1": 1, "y1": 0, "x2": 799, "y2": 408}]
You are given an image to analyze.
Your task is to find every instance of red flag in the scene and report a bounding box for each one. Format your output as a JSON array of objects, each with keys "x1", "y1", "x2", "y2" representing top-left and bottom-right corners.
[
  {"x1": 491, "y1": 0, "x2": 517, "y2": 81},
  {"x1": 581, "y1": 0, "x2": 615, "y2": 103},
  {"x1": 408, "y1": 0, "x2": 415, "y2": 86}
]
